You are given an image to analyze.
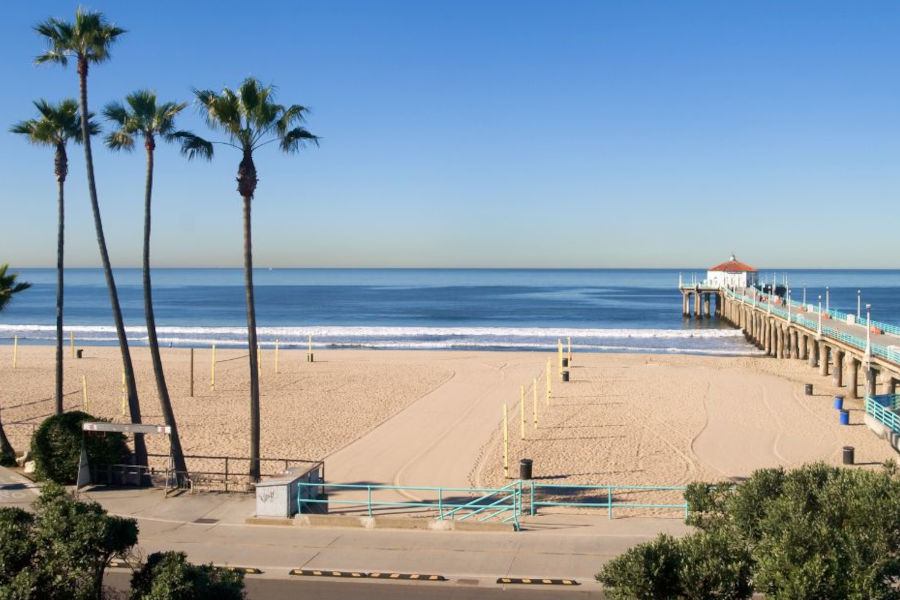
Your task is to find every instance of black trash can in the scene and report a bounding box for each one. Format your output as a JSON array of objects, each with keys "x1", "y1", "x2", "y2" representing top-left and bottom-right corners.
[
  {"x1": 804, "y1": 383, "x2": 813, "y2": 395},
  {"x1": 562, "y1": 358, "x2": 569, "y2": 368},
  {"x1": 843, "y1": 446, "x2": 855, "y2": 465},
  {"x1": 562, "y1": 370, "x2": 570, "y2": 382},
  {"x1": 519, "y1": 458, "x2": 533, "y2": 480},
  {"x1": 76, "y1": 349, "x2": 83, "y2": 359}
]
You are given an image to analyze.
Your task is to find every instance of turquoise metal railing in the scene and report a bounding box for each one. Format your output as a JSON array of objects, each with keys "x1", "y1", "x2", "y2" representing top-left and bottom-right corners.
[
  {"x1": 527, "y1": 483, "x2": 688, "y2": 520},
  {"x1": 865, "y1": 394, "x2": 900, "y2": 435},
  {"x1": 295, "y1": 481, "x2": 522, "y2": 529},
  {"x1": 294, "y1": 480, "x2": 690, "y2": 526}
]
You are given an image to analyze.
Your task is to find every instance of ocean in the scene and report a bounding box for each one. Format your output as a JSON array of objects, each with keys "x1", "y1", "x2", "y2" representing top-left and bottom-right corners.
[{"x1": 2, "y1": 268, "x2": 899, "y2": 356}]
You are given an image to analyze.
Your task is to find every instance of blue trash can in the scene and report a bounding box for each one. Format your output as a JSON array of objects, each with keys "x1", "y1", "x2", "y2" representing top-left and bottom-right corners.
[
  {"x1": 839, "y1": 410, "x2": 850, "y2": 426},
  {"x1": 833, "y1": 396, "x2": 844, "y2": 410}
]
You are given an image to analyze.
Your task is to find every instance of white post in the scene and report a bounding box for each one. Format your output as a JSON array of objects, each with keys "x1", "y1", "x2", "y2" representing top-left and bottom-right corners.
[
  {"x1": 678, "y1": 272, "x2": 682, "y2": 287},
  {"x1": 857, "y1": 290, "x2": 861, "y2": 320},
  {"x1": 787, "y1": 290, "x2": 791, "y2": 323},
  {"x1": 865, "y1": 303, "x2": 872, "y2": 366},
  {"x1": 803, "y1": 287, "x2": 807, "y2": 306},
  {"x1": 817, "y1": 295, "x2": 823, "y2": 337}
]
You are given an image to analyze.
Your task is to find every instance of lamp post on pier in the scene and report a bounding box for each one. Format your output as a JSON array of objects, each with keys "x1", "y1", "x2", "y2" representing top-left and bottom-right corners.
[
  {"x1": 787, "y1": 289, "x2": 791, "y2": 323},
  {"x1": 857, "y1": 290, "x2": 861, "y2": 320},
  {"x1": 803, "y1": 287, "x2": 807, "y2": 307},
  {"x1": 825, "y1": 286, "x2": 830, "y2": 313},
  {"x1": 817, "y1": 295, "x2": 823, "y2": 337},
  {"x1": 865, "y1": 303, "x2": 872, "y2": 366}
]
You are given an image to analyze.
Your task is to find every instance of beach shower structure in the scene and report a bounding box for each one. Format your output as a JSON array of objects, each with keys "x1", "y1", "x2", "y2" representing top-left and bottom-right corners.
[{"x1": 678, "y1": 255, "x2": 759, "y2": 318}]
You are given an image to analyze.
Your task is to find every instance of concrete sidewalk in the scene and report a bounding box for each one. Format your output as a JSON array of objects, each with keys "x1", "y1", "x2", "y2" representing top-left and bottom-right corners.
[{"x1": 74, "y1": 485, "x2": 690, "y2": 587}]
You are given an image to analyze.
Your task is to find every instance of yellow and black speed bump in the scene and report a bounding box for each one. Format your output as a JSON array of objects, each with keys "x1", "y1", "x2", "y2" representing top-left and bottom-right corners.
[
  {"x1": 216, "y1": 566, "x2": 263, "y2": 575},
  {"x1": 290, "y1": 569, "x2": 366, "y2": 578},
  {"x1": 368, "y1": 572, "x2": 446, "y2": 581},
  {"x1": 497, "y1": 577, "x2": 580, "y2": 585}
]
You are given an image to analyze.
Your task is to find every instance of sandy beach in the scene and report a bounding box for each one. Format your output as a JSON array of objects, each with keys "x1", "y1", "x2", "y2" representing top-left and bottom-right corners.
[{"x1": 1, "y1": 345, "x2": 895, "y2": 506}]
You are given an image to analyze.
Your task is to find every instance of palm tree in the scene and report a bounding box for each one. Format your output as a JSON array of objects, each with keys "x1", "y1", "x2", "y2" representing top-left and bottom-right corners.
[
  {"x1": 0, "y1": 265, "x2": 31, "y2": 464},
  {"x1": 104, "y1": 90, "x2": 211, "y2": 481},
  {"x1": 34, "y1": 10, "x2": 149, "y2": 471},
  {"x1": 190, "y1": 78, "x2": 317, "y2": 481},
  {"x1": 11, "y1": 99, "x2": 97, "y2": 416}
]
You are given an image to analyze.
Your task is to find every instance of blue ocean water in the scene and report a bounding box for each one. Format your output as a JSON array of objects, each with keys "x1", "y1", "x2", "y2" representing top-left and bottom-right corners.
[{"x1": 2, "y1": 268, "x2": 899, "y2": 356}]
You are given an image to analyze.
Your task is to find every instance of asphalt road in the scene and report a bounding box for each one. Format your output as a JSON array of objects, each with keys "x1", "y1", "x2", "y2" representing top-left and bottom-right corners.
[{"x1": 104, "y1": 571, "x2": 606, "y2": 599}]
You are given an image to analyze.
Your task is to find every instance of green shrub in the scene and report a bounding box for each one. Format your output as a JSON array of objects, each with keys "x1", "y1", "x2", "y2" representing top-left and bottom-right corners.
[
  {"x1": 130, "y1": 551, "x2": 245, "y2": 600},
  {"x1": 678, "y1": 530, "x2": 752, "y2": 600},
  {"x1": 30, "y1": 411, "x2": 129, "y2": 484},
  {"x1": 596, "y1": 533, "x2": 682, "y2": 600},
  {"x1": 0, "y1": 483, "x2": 138, "y2": 600}
]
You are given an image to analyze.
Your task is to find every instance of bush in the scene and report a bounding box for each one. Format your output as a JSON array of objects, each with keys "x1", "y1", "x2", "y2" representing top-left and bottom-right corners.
[
  {"x1": 597, "y1": 531, "x2": 753, "y2": 600},
  {"x1": 596, "y1": 534, "x2": 682, "y2": 600},
  {"x1": 0, "y1": 483, "x2": 138, "y2": 600},
  {"x1": 0, "y1": 507, "x2": 36, "y2": 585},
  {"x1": 130, "y1": 551, "x2": 245, "y2": 600},
  {"x1": 30, "y1": 411, "x2": 129, "y2": 484}
]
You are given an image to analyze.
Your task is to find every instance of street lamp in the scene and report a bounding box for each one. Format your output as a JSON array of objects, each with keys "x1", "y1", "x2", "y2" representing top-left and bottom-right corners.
[
  {"x1": 803, "y1": 287, "x2": 807, "y2": 307},
  {"x1": 865, "y1": 303, "x2": 872, "y2": 366},
  {"x1": 825, "y1": 286, "x2": 830, "y2": 313},
  {"x1": 857, "y1": 290, "x2": 861, "y2": 320},
  {"x1": 817, "y1": 295, "x2": 823, "y2": 337},
  {"x1": 787, "y1": 289, "x2": 791, "y2": 323}
]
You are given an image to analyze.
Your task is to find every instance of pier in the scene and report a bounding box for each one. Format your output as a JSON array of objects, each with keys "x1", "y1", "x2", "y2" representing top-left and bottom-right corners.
[
  {"x1": 713, "y1": 287, "x2": 900, "y2": 399},
  {"x1": 679, "y1": 258, "x2": 900, "y2": 399},
  {"x1": 679, "y1": 258, "x2": 900, "y2": 452}
]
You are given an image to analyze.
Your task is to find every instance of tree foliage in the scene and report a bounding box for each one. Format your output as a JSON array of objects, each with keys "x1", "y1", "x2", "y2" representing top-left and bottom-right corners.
[
  {"x1": 30, "y1": 411, "x2": 129, "y2": 484},
  {"x1": 130, "y1": 551, "x2": 245, "y2": 600},
  {"x1": 0, "y1": 484, "x2": 138, "y2": 600},
  {"x1": 601, "y1": 463, "x2": 900, "y2": 600}
]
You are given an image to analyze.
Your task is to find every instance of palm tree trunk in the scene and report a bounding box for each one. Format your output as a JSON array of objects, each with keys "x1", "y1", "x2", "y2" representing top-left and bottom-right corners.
[
  {"x1": 55, "y1": 146, "x2": 66, "y2": 415},
  {"x1": 77, "y1": 60, "x2": 148, "y2": 472},
  {"x1": 0, "y1": 416, "x2": 14, "y2": 465},
  {"x1": 243, "y1": 192, "x2": 261, "y2": 482},
  {"x1": 142, "y1": 140, "x2": 188, "y2": 480}
]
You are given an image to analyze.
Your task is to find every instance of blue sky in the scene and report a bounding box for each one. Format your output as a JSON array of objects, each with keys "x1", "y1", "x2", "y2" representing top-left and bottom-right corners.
[{"x1": 2, "y1": 1, "x2": 898, "y2": 268}]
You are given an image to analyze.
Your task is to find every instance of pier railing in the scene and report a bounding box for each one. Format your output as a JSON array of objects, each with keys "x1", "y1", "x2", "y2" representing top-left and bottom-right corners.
[
  {"x1": 865, "y1": 394, "x2": 900, "y2": 435},
  {"x1": 725, "y1": 289, "x2": 900, "y2": 365}
]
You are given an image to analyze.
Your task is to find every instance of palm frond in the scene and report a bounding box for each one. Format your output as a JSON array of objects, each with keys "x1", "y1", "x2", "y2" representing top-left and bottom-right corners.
[
  {"x1": 104, "y1": 130, "x2": 134, "y2": 152},
  {"x1": 277, "y1": 104, "x2": 310, "y2": 136},
  {"x1": 279, "y1": 127, "x2": 320, "y2": 153},
  {"x1": 103, "y1": 101, "x2": 129, "y2": 126},
  {"x1": 12, "y1": 98, "x2": 86, "y2": 146},
  {"x1": 173, "y1": 131, "x2": 214, "y2": 161}
]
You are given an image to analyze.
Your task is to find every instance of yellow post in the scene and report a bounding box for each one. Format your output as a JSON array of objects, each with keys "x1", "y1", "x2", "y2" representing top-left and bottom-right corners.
[
  {"x1": 546, "y1": 360, "x2": 551, "y2": 405},
  {"x1": 503, "y1": 403, "x2": 509, "y2": 477},
  {"x1": 257, "y1": 343, "x2": 262, "y2": 377},
  {"x1": 557, "y1": 339, "x2": 562, "y2": 376},
  {"x1": 520, "y1": 385, "x2": 525, "y2": 440},
  {"x1": 210, "y1": 343, "x2": 216, "y2": 391},
  {"x1": 533, "y1": 377, "x2": 538, "y2": 429},
  {"x1": 121, "y1": 371, "x2": 126, "y2": 416},
  {"x1": 13, "y1": 335, "x2": 18, "y2": 368},
  {"x1": 82, "y1": 375, "x2": 88, "y2": 411},
  {"x1": 308, "y1": 334, "x2": 312, "y2": 355},
  {"x1": 70, "y1": 331, "x2": 75, "y2": 358},
  {"x1": 275, "y1": 339, "x2": 279, "y2": 374},
  {"x1": 567, "y1": 336, "x2": 572, "y2": 365}
]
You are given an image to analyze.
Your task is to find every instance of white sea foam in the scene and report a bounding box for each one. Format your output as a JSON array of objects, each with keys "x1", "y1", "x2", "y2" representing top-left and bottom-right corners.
[{"x1": 0, "y1": 323, "x2": 744, "y2": 340}]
